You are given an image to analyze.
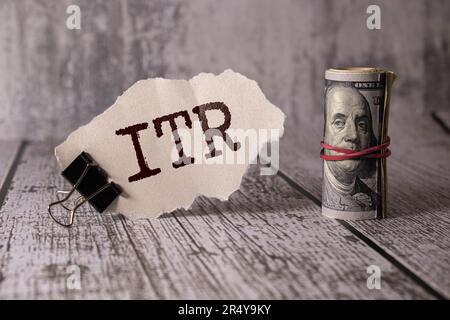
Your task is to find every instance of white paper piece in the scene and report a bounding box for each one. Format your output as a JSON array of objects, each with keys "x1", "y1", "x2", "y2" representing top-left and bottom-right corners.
[{"x1": 55, "y1": 70, "x2": 285, "y2": 219}]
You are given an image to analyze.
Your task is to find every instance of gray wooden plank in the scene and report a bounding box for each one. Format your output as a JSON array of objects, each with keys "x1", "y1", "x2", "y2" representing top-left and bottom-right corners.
[
  {"x1": 424, "y1": 0, "x2": 450, "y2": 115},
  {"x1": 0, "y1": 140, "x2": 21, "y2": 203},
  {"x1": 2, "y1": 0, "x2": 449, "y2": 140},
  {"x1": 0, "y1": 142, "x2": 431, "y2": 299},
  {"x1": 278, "y1": 110, "x2": 450, "y2": 298}
]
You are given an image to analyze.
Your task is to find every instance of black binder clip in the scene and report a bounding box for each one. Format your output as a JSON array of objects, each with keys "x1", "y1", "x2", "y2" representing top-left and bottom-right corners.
[{"x1": 48, "y1": 152, "x2": 122, "y2": 227}]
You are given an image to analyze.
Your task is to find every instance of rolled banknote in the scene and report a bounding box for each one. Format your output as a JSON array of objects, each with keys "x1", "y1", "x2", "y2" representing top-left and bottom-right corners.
[{"x1": 321, "y1": 67, "x2": 395, "y2": 220}]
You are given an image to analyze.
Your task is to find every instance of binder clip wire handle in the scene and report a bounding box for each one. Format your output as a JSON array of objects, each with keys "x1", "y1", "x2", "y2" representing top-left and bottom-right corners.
[{"x1": 48, "y1": 163, "x2": 110, "y2": 227}]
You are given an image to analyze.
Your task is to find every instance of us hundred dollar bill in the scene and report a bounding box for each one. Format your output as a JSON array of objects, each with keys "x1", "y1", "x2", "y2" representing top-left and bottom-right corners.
[{"x1": 322, "y1": 68, "x2": 395, "y2": 220}]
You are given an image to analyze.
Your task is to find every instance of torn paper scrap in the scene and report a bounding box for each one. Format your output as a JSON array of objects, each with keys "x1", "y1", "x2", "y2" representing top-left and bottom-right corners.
[{"x1": 55, "y1": 69, "x2": 285, "y2": 219}]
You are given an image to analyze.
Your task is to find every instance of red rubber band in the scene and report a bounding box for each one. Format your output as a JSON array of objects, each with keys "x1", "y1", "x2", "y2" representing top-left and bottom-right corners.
[{"x1": 320, "y1": 136, "x2": 391, "y2": 161}]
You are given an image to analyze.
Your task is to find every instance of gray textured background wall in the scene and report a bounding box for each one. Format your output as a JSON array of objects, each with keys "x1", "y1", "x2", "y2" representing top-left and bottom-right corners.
[{"x1": 0, "y1": 0, "x2": 448, "y2": 141}]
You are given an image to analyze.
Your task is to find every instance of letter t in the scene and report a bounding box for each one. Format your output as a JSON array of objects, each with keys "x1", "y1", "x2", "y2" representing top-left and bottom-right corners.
[{"x1": 115, "y1": 123, "x2": 162, "y2": 182}]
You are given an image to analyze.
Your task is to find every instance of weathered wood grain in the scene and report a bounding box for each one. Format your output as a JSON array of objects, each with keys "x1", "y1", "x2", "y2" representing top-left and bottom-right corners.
[
  {"x1": 0, "y1": 141, "x2": 21, "y2": 206},
  {"x1": 425, "y1": 0, "x2": 450, "y2": 114},
  {"x1": 278, "y1": 111, "x2": 450, "y2": 298},
  {"x1": 0, "y1": 143, "x2": 431, "y2": 299},
  {"x1": 0, "y1": 0, "x2": 448, "y2": 140}
]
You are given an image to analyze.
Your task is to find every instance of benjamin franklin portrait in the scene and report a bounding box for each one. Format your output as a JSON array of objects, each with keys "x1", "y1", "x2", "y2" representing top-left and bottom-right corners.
[{"x1": 322, "y1": 84, "x2": 380, "y2": 212}]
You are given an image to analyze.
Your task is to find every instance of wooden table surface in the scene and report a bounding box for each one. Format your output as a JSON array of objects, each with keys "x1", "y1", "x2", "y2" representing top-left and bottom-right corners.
[{"x1": 0, "y1": 111, "x2": 449, "y2": 300}]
